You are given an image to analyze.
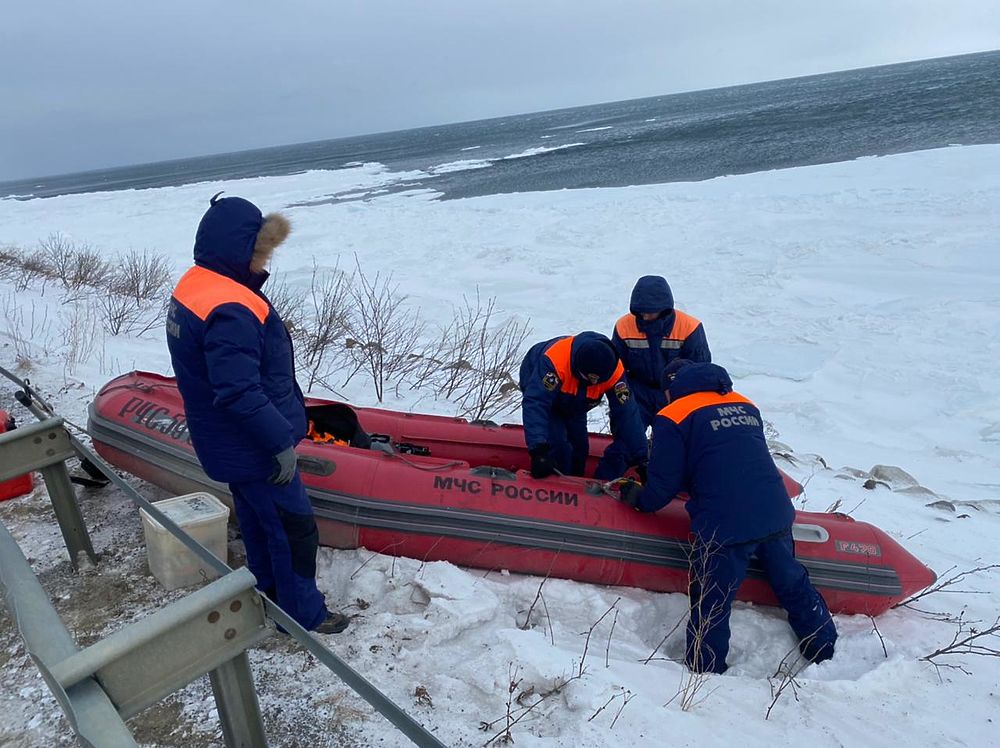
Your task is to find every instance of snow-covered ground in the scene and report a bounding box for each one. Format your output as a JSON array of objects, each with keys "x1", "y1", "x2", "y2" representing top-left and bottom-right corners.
[{"x1": 1, "y1": 145, "x2": 999, "y2": 747}]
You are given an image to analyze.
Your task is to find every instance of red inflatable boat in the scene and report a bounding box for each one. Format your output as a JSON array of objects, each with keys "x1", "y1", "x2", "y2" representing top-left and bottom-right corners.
[{"x1": 88, "y1": 371, "x2": 935, "y2": 616}]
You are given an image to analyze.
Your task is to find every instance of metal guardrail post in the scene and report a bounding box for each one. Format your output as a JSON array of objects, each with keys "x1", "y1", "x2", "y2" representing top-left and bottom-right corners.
[
  {"x1": 0, "y1": 417, "x2": 98, "y2": 569},
  {"x1": 40, "y1": 459, "x2": 99, "y2": 569},
  {"x1": 0, "y1": 520, "x2": 138, "y2": 748},
  {"x1": 211, "y1": 652, "x2": 269, "y2": 748}
]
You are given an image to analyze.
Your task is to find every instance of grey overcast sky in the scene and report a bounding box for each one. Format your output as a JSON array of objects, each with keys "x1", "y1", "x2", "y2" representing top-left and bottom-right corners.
[{"x1": 1, "y1": 0, "x2": 998, "y2": 181}]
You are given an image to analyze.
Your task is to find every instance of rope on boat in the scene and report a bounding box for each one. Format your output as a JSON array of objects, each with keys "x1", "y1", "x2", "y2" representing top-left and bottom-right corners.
[{"x1": 382, "y1": 452, "x2": 466, "y2": 472}]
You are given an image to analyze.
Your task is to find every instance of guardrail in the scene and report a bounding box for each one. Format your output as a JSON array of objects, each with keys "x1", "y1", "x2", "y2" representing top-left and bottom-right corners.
[
  {"x1": 0, "y1": 519, "x2": 138, "y2": 748},
  {"x1": 0, "y1": 366, "x2": 446, "y2": 748},
  {"x1": 0, "y1": 527, "x2": 270, "y2": 747}
]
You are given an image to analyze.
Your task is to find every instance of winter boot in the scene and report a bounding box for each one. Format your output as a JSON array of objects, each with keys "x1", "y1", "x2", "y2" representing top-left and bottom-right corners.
[{"x1": 314, "y1": 611, "x2": 350, "y2": 634}]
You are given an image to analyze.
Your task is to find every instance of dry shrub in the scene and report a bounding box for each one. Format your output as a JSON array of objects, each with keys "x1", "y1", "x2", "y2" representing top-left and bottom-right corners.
[
  {"x1": 0, "y1": 245, "x2": 21, "y2": 280},
  {"x1": 664, "y1": 537, "x2": 728, "y2": 711},
  {"x1": 59, "y1": 300, "x2": 104, "y2": 378},
  {"x1": 413, "y1": 291, "x2": 530, "y2": 422},
  {"x1": 1, "y1": 292, "x2": 54, "y2": 369},
  {"x1": 296, "y1": 263, "x2": 352, "y2": 392},
  {"x1": 111, "y1": 249, "x2": 172, "y2": 301},
  {"x1": 39, "y1": 233, "x2": 113, "y2": 294},
  {"x1": 266, "y1": 273, "x2": 309, "y2": 340},
  {"x1": 6, "y1": 249, "x2": 53, "y2": 291},
  {"x1": 342, "y1": 257, "x2": 424, "y2": 402},
  {"x1": 177, "y1": 253, "x2": 527, "y2": 413},
  {"x1": 100, "y1": 249, "x2": 173, "y2": 336}
]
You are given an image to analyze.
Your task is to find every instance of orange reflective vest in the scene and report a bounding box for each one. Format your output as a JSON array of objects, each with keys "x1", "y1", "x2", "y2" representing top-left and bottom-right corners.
[
  {"x1": 614, "y1": 310, "x2": 702, "y2": 352},
  {"x1": 543, "y1": 336, "x2": 624, "y2": 399},
  {"x1": 658, "y1": 390, "x2": 754, "y2": 425},
  {"x1": 172, "y1": 265, "x2": 270, "y2": 324}
]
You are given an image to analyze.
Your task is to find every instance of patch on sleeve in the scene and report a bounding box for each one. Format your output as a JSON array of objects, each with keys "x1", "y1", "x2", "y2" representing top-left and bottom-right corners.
[
  {"x1": 542, "y1": 371, "x2": 560, "y2": 392},
  {"x1": 613, "y1": 380, "x2": 630, "y2": 404}
]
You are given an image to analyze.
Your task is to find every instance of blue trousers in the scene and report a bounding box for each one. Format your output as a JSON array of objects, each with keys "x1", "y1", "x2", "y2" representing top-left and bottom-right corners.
[
  {"x1": 686, "y1": 531, "x2": 837, "y2": 674},
  {"x1": 547, "y1": 411, "x2": 591, "y2": 476},
  {"x1": 592, "y1": 391, "x2": 652, "y2": 480},
  {"x1": 229, "y1": 473, "x2": 329, "y2": 630},
  {"x1": 547, "y1": 411, "x2": 645, "y2": 480}
]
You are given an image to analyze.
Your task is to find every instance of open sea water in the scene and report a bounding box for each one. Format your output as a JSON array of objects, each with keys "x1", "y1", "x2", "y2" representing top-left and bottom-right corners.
[{"x1": 2, "y1": 50, "x2": 998, "y2": 202}]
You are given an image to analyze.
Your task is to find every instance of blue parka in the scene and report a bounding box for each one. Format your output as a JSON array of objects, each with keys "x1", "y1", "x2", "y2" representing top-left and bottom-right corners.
[
  {"x1": 636, "y1": 362, "x2": 793, "y2": 545},
  {"x1": 519, "y1": 332, "x2": 647, "y2": 475},
  {"x1": 166, "y1": 197, "x2": 306, "y2": 483},
  {"x1": 611, "y1": 276, "x2": 711, "y2": 426}
]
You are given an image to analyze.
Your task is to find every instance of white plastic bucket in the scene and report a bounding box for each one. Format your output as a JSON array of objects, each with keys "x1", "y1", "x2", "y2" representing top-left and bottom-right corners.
[{"x1": 140, "y1": 492, "x2": 230, "y2": 590}]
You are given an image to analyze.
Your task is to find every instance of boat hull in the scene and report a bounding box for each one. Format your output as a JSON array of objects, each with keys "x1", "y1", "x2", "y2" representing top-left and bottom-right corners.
[{"x1": 89, "y1": 371, "x2": 936, "y2": 616}]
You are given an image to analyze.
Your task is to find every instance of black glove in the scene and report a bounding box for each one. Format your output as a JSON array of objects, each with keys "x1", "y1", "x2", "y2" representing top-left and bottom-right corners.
[
  {"x1": 618, "y1": 480, "x2": 644, "y2": 510},
  {"x1": 633, "y1": 462, "x2": 648, "y2": 484},
  {"x1": 529, "y1": 444, "x2": 557, "y2": 479},
  {"x1": 269, "y1": 446, "x2": 298, "y2": 485}
]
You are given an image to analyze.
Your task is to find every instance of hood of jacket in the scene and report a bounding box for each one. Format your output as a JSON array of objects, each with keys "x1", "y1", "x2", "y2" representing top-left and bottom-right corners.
[
  {"x1": 629, "y1": 275, "x2": 674, "y2": 315},
  {"x1": 193, "y1": 194, "x2": 290, "y2": 287},
  {"x1": 668, "y1": 362, "x2": 733, "y2": 401},
  {"x1": 629, "y1": 275, "x2": 675, "y2": 335}
]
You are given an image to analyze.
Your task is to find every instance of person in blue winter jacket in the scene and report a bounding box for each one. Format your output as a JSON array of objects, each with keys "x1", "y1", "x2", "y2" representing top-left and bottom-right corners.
[
  {"x1": 619, "y1": 360, "x2": 837, "y2": 674},
  {"x1": 611, "y1": 275, "x2": 711, "y2": 427},
  {"x1": 166, "y1": 193, "x2": 349, "y2": 635},
  {"x1": 519, "y1": 332, "x2": 647, "y2": 480}
]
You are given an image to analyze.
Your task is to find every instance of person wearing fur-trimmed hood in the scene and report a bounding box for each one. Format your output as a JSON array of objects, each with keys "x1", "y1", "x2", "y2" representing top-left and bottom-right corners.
[{"x1": 166, "y1": 193, "x2": 349, "y2": 635}]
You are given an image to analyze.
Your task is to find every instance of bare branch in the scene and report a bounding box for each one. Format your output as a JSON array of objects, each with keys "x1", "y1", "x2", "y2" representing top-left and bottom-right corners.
[
  {"x1": 605, "y1": 607, "x2": 620, "y2": 669},
  {"x1": 294, "y1": 260, "x2": 352, "y2": 392},
  {"x1": 610, "y1": 690, "x2": 636, "y2": 729},
  {"x1": 765, "y1": 644, "x2": 807, "y2": 720},
  {"x1": 892, "y1": 563, "x2": 1000, "y2": 610},
  {"x1": 921, "y1": 613, "x2": 1000, "y2": 678},
  {"x1": 588, "y1": 687, "x2": 635, "y2": 728},
  {"x1": 343, "y1": 255, "x2": 424, "y2": 402},
  {"x1": 479, "y1": 665, "x2": 585, "y2": 746},
  {"x1": 587, "y1": 693, "x2": 619, "y2": 723},
  {"x1": 578, "y1": 598, "x2": 620, "y2": 677},
  {"x1": 410, "y1": 289, "x2": 530, "y2": 421},
  {"x1": 870, "y1": 615, "x2": 888, "y2": 658},
  {"x1": 518, "y1": 551, "x2": 561, "y2": 634},
  {"x1": 642, "y1": 614, "x2": 686, "y2": 664}
]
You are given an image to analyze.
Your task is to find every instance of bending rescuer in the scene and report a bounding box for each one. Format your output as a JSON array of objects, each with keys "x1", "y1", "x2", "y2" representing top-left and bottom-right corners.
[
  {"x1": 619, "y1": 359, "x2": 837, "y2": 673},
  {"x1": 519, "y1": 331, "x2": 647, "y2": 481}
]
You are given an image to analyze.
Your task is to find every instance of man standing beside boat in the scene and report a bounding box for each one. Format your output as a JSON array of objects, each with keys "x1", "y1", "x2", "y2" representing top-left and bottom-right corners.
[
  {"x1": 619, "y1": 359, "x2": 837, "y2": 674},
  {"x1": 518, "y1": 331, "x2": 647, "y2": 480},
  {"x1": 166, "y1": 193, "x2": 349, "y2": 635}
]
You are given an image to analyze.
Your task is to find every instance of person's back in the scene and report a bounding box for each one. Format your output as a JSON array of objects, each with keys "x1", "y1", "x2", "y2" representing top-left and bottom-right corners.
[
  {"x1": 655, "y1": 363, "x2": 792, "y2": 545},
  {"x1": 626, "y1": 360, "x2": 835, "y2": 673},
  {"x1": 167, "y1": 195, "x2": 306, "y2": 484}
]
